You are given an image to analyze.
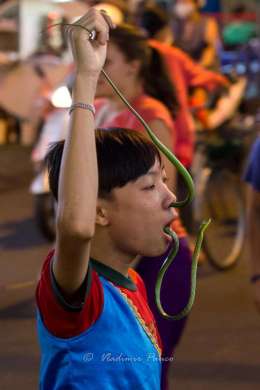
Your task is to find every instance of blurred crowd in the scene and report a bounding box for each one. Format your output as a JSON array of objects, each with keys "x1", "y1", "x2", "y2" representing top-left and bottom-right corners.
[{"x1": 0, "y1": 0, "x2": 258, "y2": 144}]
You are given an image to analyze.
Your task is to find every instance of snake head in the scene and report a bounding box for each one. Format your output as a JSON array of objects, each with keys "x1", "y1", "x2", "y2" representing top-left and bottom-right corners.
[{"x1": 200, "y1": 219, "x2": 211, "y2": 233}]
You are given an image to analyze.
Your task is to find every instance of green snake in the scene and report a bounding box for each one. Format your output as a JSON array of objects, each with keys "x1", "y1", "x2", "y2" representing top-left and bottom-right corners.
[
  {"x1": 100, "y1": 69, "x2": 211, "y2": 320},
  {"x1": 48, "y1": 22, "x2": 211, "y2": 320}
]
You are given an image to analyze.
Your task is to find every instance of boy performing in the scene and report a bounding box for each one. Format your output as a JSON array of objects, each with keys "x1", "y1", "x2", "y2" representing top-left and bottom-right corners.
[{"x1": 36, "y1": 8, "x2": 178, "y2": 389}]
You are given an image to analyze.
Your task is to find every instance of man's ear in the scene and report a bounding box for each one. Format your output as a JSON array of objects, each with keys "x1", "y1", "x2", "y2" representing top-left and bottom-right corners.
[{"x1": 96, "y1": 204, "x2": 110, "y2": 226}]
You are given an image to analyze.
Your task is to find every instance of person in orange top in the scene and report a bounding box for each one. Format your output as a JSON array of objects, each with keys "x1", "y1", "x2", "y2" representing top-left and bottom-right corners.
[
  {"x1": 140, "y1": 4, "x2": 228, "y2": 169},
  {"x1": 139, "y1": 4, "x2": 229, "y2": 233}
]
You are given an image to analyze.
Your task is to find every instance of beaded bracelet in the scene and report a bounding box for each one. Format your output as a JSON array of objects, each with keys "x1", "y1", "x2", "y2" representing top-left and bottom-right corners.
[{"x1": 69, "y1": 102, "x2": 95, "y2": 116}]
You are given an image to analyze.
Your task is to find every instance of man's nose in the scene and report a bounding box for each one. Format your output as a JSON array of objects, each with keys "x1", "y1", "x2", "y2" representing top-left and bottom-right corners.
[{"x1": 164, "y1": 186, "x2": 177, "y2": 209}]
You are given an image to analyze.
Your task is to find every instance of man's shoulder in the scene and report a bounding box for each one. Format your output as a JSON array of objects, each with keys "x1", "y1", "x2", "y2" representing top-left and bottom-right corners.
[
  {"x1": 36, "y1": 250, "x2": 104, "y2": 338},
  {"x1": 38, "y1": 249, "x2": 55, "y2": 279}
]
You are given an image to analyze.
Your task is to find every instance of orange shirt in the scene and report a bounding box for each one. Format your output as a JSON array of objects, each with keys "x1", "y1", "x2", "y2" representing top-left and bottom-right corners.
[{"x1": 95, "y1": 94, "x2": 175, "y2": 150}]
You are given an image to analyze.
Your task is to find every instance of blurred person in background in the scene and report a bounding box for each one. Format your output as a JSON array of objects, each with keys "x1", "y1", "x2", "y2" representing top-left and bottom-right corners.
[
  {"x1": 171, "y1": 0, "x2": 221, "y2": 70},
  {"x1": 137, "y1": 3, "x2": 175, "y2": 45},
  {"x1": 93, "y1": 0, "x2": 165, "y2": 25},
  {"x1": 95, "y1": 23, "x2": 178, "y2": 190},
  {"x1": 94, "y1": 0, "x2": 149, "y2": 22},
  {"x1": 95, "y1": 23, "x2": 192, "y2": 389},
  {"x1": 127, "y1": 0, "x2": 150, "y2": 17},
  {"x1": 139, "y1": 4, "x2": 229, "y2": 232},
  {"x1": 244, "y1": 133, "x2": 260, "y2": 314}
]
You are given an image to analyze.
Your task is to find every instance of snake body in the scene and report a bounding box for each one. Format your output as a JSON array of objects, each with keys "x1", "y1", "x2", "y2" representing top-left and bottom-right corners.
[
  {"x1": 102, "y1": 70, "x2": 211, "y2": 320},
  {"x1": 49, "y1": 22, "x2": 211, "y2": 320}
]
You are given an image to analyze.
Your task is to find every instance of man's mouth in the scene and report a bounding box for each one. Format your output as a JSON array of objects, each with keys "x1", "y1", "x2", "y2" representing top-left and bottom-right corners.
[{"x1": 162, "y1": 221, "x2": 174, "y2": 240}]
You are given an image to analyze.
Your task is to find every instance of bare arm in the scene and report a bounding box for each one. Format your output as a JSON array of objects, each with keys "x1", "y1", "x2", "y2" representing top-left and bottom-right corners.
[
  {"x1": 147, "y1": 119, "x2": 176, "y2": 191},
  {"x1": 53, "y1": 9, "x2": 113, "y2": 296},
  {"x1": 200, "y1": 18, "x2": 220, "y2": 69},
  {"x1": 200, "y1": 46, "x2": 217, "y2": 70},
  {"x1": 246, "y1": 184, "x2": 260, "y2": 313}
]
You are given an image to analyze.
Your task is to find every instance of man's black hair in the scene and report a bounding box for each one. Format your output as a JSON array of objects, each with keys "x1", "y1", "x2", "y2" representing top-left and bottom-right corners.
[{"x1": 45, "y1": 127, "x2": 162, "y2": 201}]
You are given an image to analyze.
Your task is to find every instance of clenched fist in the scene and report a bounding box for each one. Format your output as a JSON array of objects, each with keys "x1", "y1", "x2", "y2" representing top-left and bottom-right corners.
[{"x1": 66, "y1": 8, "x2": 115, "y2": 77}]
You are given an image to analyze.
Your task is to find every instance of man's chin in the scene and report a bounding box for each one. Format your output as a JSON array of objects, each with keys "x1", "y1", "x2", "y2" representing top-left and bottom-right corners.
[{"x1": 140, "y1": 243, "x2": 171, "y2": 260}]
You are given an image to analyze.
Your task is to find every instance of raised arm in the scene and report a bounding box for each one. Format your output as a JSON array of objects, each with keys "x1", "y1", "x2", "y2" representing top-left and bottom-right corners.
[
  {"x1": 53, "y1": 9, "x2": 114, "y2": 297},
  {"x1": 200, "y1": 17, "x2": 221, "y2": 69}
]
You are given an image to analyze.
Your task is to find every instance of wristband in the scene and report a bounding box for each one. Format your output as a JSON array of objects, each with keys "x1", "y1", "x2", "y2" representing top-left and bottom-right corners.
[
  {"x1": 69, "y1": 102, "x2": 95, "y2": 116},
  {"x1": 250, "y1": 274, "x2": 260, "y2": 283}
]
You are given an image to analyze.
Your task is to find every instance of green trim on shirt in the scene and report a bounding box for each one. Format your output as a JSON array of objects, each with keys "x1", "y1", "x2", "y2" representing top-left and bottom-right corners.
[{"x1": 90, "y1": 259, "x2": 137, "y2": 292}]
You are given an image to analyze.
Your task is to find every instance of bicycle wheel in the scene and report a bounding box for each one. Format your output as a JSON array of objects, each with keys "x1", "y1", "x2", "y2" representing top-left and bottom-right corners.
[{"x1": 197, "y1": 169, "x2": 245, "y2": 270}]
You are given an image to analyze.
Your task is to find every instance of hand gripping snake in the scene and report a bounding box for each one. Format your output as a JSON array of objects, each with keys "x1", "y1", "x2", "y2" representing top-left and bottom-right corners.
[{"x1": 47, "y1": 22, "x2": 211, "y2": 320}]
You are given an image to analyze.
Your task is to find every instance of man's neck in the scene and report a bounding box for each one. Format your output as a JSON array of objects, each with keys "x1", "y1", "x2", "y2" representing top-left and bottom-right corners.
[{"x1": 90, "y1": 236, "x2": 135, "y2": 277}]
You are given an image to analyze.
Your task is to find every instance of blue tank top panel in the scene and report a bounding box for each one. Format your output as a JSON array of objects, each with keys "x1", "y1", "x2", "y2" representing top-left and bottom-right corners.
[{"x1": 37, "y1": 276, "x2": 161, "y2": 389}]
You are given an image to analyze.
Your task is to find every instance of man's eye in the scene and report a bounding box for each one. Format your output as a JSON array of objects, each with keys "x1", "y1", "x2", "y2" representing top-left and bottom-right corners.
[{"x1": 144, "y1": 184, "x2": 155, "y2": 190}]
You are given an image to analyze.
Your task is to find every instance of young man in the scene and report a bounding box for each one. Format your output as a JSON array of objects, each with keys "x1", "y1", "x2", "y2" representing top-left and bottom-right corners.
[{"x1": 36, "y1": 8, "x2": 177, "y2": 389}]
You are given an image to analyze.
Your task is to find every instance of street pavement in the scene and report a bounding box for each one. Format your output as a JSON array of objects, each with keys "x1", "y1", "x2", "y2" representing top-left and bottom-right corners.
[{"x1": 0, "y1": 145, "x2": 260, "y2": 390}]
